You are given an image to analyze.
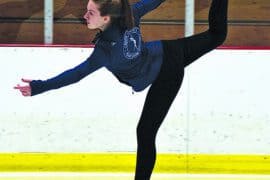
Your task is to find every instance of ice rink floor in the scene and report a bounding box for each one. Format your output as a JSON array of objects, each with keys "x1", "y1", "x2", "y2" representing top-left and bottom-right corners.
[{"x1": 0, "y1": 173, "x2": 270, "y2": 180}]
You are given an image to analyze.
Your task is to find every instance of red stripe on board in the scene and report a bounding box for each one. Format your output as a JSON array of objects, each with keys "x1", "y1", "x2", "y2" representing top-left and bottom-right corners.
[
  {"x1": 0, "y1": 44, "x2": 95, "y2": 48},
  {"x1": 218, "y1": 46, "x2": 270, "y2": 50},
  {"x1": 0, "y1": 44, "x2": 270, "y2": 50}
]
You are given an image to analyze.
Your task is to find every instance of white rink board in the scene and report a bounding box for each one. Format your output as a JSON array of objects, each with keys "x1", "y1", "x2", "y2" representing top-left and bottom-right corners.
[{"x1": 0, "y1": 46, "x2": 269, "y2": 154}]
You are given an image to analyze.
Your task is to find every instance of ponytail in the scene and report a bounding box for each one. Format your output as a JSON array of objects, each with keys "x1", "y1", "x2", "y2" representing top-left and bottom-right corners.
[
  {"x1": 93, "y1": 0, "x2": 135, "y2": 30},
  {"x1": 119, "y1": 0, "x2": 134, "y2": 30}
]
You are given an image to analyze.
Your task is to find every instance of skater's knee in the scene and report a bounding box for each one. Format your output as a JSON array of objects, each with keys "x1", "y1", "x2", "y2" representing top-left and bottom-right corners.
[
  {"x1": 211, "y1": 28, "x2": 227, "y2": 46},
  {"x1": 136, "y1": 123, "x2": 148, "y2": 139},
  {"x1": 216, "y1": 30, "x2": 227, "y2": 46},
  {"x1": 136, "y1": 122, "x2": 157, "y2": 142}
]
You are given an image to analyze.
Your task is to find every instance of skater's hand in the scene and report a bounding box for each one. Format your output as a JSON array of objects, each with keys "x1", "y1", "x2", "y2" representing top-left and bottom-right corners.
[{"x1": 14, "y1": 78, "x2": 32, "y2": 97}]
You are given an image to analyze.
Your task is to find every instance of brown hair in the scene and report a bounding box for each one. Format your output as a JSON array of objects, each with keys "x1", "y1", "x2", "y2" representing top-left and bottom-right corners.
[{"x1": 92, "y1": 0, "x2": 134, "y2": 30}]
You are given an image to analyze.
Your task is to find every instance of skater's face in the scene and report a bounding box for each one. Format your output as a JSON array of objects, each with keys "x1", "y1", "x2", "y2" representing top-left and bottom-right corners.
[{"x1": 83, "y1": 0, "x2": 111, "y2": 31}]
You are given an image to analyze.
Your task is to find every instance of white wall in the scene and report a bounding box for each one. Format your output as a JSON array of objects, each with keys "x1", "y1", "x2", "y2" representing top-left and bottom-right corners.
[{"x1": 0, "y1": 47, "x2": 269, "y2": 154}]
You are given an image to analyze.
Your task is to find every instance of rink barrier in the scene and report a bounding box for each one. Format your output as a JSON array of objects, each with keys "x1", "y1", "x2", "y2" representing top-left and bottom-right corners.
[{"x1": 1, "y1": 45, "x2": 270, "y2": 174}]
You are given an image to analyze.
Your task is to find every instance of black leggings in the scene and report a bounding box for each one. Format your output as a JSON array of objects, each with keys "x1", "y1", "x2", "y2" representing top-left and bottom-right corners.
[{"x1": 135, "y1": 0, "x2": 228, "y2": 179}]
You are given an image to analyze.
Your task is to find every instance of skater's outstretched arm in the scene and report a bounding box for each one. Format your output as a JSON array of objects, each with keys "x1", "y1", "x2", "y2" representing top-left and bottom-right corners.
[{"x1": 14, "y1": 47, "x2": 108, "y2": 96}]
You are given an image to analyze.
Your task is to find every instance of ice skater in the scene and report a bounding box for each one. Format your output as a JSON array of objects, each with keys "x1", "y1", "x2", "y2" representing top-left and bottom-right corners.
[{"x1": 14, "y1": 0, "x2": 228, "y2": 179}]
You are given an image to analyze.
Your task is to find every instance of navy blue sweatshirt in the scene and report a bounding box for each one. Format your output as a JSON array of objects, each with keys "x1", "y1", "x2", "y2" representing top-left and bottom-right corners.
[{"x1": 30, "y1": 0, "x2": 165, "y2": 96}]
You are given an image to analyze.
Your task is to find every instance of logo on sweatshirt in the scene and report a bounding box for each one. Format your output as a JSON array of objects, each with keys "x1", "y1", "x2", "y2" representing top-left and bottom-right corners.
[{"x1": 123, "y1": 27, "x2": 141, "y2": 60}]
